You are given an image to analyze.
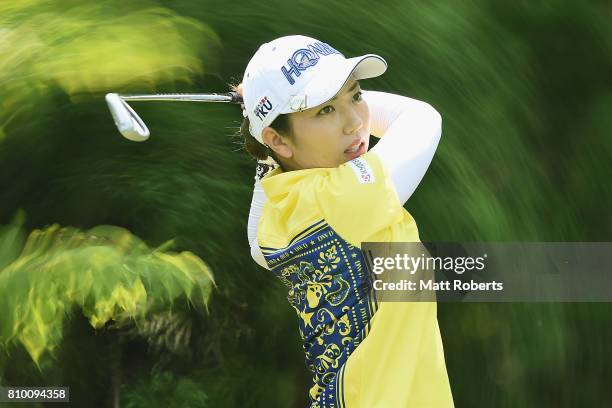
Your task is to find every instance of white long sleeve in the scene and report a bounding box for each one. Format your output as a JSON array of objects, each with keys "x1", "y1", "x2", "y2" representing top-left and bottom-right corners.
[
  {"x1": 247, "y1": 91, "x2": 442, "y2": 268},
  {"x1": 248, "y1": 172, "x2": 272, "y2": 269},
  {"x1": 364, "y1": 90, "x2": 442, "y2": 203}
]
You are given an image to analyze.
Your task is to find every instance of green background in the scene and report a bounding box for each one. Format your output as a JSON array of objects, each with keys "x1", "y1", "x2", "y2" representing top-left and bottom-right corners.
[{"x1": 1, "y1": 0, "x2": 611, "y2": 406}]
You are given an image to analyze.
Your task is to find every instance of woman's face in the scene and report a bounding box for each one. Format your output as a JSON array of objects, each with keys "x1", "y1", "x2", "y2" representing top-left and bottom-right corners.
[{"x1": 267, "y1": 79, "x2": 370, "y2": 170}]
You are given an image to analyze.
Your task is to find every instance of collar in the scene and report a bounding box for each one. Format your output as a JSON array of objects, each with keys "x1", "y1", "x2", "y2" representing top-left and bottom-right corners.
[{"x1": 261, "y1": 167, "x2": 324, "y2": 202}]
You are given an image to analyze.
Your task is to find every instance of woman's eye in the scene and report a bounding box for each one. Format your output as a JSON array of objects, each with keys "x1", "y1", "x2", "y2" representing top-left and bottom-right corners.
[
  {"x1": 353, "y1": 91, "x2": 363, "y2": 102},
  {"x1": 318, "y1": 105, "x2": 335, "y2": 115}
]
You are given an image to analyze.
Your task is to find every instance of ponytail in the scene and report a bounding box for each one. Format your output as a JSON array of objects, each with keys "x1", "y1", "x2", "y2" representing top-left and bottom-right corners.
[{"x1": 239, "y1": 116, "x2": 273, "y2": 160}]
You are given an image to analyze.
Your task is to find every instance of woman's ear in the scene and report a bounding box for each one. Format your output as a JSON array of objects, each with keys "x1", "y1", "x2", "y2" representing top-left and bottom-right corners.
[{"x1": 262, "y1": 127, "x2": 293, "y2": 159}]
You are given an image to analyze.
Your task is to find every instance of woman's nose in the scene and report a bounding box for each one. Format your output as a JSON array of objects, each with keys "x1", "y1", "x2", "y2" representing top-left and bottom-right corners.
[{"x1": 343, "y1": 108, "x2": 363, "y2": 135}]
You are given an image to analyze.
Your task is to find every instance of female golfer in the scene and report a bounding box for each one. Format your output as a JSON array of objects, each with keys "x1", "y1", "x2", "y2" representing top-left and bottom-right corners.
[{"x1": 239, "y1": 35, "x2": 454, "y2": 407}]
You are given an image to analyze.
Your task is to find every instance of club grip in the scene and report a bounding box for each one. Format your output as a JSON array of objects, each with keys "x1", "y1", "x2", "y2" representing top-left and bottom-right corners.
[{"x1": 228, "y1": 91, "x2": 243, "y2": 104}]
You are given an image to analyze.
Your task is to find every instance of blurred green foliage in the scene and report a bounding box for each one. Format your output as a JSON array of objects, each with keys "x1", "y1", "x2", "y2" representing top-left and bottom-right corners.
[
  {"x1": 122, "y1": 371, "x2": 209, "y2": 408},
  {"x1": 0, "y1": 0, "x2": 611, "y2": 407},
  {"x1": 0, "y1": 212, "x2": 214, "y2": 365}
]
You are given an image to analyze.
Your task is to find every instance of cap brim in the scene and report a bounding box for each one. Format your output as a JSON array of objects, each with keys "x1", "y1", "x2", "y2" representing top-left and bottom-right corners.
[{"x1": 281, "y1": 54, "x2": 387, "y2": 113}]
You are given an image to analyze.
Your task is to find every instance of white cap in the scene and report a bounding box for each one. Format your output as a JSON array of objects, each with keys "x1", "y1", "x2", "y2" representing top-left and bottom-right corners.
[{"x1": 242, "y1": 35, "x2": 387, "y2": 144}]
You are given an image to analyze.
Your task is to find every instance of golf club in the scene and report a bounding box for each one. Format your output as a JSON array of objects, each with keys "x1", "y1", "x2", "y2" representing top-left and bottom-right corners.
[{"x1": 105, "y1": 92, "x2": 242, "y2": 142}]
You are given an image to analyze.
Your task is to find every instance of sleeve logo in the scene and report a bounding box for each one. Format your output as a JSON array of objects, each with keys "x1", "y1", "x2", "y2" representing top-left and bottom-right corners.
[{"x1": 347, "y1": 157, "x2": 375, "y2": 184}]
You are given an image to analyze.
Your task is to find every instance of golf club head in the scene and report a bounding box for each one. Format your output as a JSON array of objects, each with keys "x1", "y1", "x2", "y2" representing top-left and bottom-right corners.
[{"x1": 105, "y1": 93, "x2": 150, "y2": 142}]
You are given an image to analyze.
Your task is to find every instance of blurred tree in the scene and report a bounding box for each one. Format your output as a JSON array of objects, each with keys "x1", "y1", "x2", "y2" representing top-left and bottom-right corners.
[
  {"x1": 0, "y1": 212, "x2": 214, "y2": 406},
  {"x1": 0, "y1": 0, "x2": 220, "y2": 142}
]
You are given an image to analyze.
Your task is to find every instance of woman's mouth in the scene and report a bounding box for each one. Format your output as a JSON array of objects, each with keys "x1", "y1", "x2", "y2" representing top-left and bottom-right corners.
[{"x1": 344, "y1": 139, "x2": 366, "y2": 158}]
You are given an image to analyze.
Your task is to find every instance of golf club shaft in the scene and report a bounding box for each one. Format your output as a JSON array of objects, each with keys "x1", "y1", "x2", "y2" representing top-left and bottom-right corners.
[{"x1": 118, "y1": 92, "x2": 242, "y2": 103}]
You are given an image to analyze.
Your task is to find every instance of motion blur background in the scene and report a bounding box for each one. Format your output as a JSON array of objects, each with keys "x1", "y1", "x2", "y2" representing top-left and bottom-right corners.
[{"x1": 1, "y1": 0, "x2": 611, "y2": 406}]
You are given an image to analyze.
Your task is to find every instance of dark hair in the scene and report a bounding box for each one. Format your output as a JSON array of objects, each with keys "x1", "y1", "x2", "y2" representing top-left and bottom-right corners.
[{"x1": 239, "y1": 114, "x2": 293, "y2": 161}]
